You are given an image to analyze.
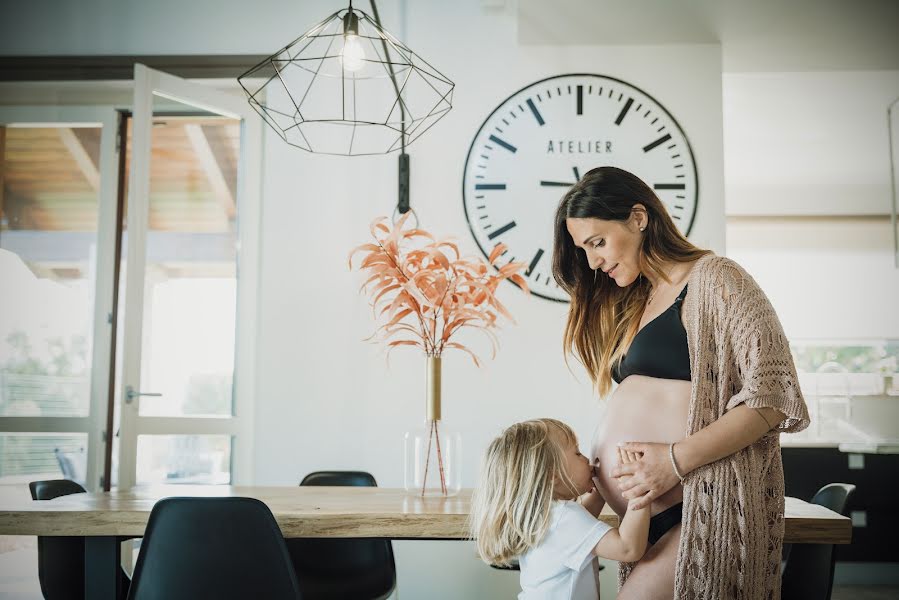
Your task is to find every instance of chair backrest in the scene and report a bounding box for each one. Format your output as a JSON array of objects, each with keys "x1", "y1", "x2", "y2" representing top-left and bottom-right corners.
[
  {"x1": 29, "y1": 478, "x2": 86, "y2": 501},
  {"x1": 287, "y1": 471, "x2": 396, "y2": 600},
  {"x1": 127, "y1": 497, "x2": 301, "y2": 600},
  {"x1": 29, "y1": 479, "x2": 89, "y2": 600},
  {"x1": 811, "y1": 483, "x2": 855, "y2": 515},
  {"x1": 301, "y1": 470, "x2": 377, "y2": 487},
  {"x1": 781, "y1": 483, "x2": 856, "y2": 600}
]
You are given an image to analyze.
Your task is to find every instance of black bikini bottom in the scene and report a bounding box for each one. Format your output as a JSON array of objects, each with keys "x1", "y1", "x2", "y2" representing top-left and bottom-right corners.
[{"x1": 648, "y1": 502, "x2": 683, "y2": 545}]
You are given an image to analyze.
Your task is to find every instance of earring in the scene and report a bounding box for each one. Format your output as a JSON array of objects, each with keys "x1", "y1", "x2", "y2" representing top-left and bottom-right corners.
[
  {"x1": 593, "y1": 269, "x2": 598, "y2": 285},
  {"x1": 639, "y1": 226, "x2": 645, "y2": 232}
]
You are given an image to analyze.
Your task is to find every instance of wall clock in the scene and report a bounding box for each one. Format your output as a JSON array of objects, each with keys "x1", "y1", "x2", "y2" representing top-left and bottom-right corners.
[{"x1": 462, "y1": 73, "x2": 698, "y2": 303}]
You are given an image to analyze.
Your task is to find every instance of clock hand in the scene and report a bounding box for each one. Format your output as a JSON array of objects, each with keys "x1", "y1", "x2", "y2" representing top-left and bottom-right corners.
[
  {"x1": 540, "y1": 180, "x2": 576, "y2": 187},
  {"x1": 573, "y1": 167, "x2": 580, "y2": 181}
]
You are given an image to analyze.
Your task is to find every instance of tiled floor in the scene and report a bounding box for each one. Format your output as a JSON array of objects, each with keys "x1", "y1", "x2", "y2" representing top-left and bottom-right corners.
[{"x1": 833, "y1": 585, "x2": 899, "y2": 600}]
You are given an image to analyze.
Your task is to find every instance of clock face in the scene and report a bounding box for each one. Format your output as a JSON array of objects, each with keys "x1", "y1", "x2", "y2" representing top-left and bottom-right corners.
[{"x1": 462, "y1": 73, "x2": 699, "y2": 303}]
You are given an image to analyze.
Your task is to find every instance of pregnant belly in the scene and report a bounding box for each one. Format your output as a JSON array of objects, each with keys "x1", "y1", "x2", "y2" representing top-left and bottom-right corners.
[{"x1": 591, "y1": 375, "x2": 691, "y2": 517}]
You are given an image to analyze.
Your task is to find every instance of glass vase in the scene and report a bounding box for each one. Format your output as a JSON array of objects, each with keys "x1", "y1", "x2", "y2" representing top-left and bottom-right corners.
[{"x1": 404, "y1": 356, "x2": 462, "y2": 497}]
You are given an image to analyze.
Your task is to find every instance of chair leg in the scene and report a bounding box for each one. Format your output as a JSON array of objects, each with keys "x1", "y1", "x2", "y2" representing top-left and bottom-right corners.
[{"x1": 85, "y1": 536, "x2": 122, "y2": 600}]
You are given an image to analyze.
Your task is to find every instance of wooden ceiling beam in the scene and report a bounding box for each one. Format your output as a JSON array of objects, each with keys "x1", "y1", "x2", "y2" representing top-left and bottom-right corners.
[
  {"x1": 57, "y1": 128, "x2": 100, "y2": 192},
  {"x1": 184, "y1": 124, "x2": 236, "y2": 221}
]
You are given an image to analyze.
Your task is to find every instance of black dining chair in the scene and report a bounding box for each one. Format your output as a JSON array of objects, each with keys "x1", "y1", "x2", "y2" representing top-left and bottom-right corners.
[
  {"x1": 781, "y1": 483, "x2": 856, "y2": 600},
  {"x1": 126, "y1": 497, "x2": 301, "y2": 600},
  {"x1": 285, "y1": 471, "x2": 397, "y2": 600},
  {"x1": 29, "y1": 479, "x2": 131, "y2": 600}
]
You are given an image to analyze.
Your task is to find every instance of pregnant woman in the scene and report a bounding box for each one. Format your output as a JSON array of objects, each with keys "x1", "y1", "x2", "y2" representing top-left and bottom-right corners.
[{"x1": 551, "y1": 166, "x2": 810, "y2": 599}]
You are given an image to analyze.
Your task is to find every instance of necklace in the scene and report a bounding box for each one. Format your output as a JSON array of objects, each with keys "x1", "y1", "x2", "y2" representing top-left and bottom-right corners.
[{"x1": 647, "y1": 266, "x2": 675, "y2": 305}]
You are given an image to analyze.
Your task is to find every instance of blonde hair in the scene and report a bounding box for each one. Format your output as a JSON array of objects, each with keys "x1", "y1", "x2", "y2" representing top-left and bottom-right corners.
[
  {"x1": 551, "y1": 166, "x2": 710, "y2": 398},
  {"x1": 469, "y1": 418, "x2": 581, "y2": 567}
]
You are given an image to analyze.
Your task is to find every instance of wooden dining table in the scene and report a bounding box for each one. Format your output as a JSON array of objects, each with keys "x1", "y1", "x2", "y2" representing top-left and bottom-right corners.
[{"x1": 0, "y1": 485, "x2": 852, "y2": 600}]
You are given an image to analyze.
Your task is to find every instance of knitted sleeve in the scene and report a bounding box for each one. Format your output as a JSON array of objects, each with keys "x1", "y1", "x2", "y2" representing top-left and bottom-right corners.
[{"x1": 716, "y1": 258, "x2": 810, "y2": 433}]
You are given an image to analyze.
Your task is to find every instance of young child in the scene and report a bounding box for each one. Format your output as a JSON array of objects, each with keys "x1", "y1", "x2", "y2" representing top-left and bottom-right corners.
[{"x1": 471, "y1": 418, "x2": 650, "y2": 600}]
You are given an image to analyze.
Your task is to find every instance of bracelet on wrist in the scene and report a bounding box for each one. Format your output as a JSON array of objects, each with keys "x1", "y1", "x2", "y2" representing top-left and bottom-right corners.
[{"x1": 669, "y1": 443, "x2": 686, "y2": 484}]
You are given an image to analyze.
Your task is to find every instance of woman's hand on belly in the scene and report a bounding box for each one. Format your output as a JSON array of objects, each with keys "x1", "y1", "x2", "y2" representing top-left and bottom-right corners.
[{"x1": 612, "y1": 442, "x2": 681, "y2": 511}]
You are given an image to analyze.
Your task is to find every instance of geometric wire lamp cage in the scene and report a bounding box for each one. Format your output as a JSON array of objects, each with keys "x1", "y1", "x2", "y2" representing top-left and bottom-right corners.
[{"x1": 238, "y1": 2, "x2": 455, "y2": 156}]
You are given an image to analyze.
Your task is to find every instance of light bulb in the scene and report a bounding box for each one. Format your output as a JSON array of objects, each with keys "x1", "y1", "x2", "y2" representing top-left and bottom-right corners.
[{"x1": 341, "y1": 34, "x2": 365, "y2": 72}]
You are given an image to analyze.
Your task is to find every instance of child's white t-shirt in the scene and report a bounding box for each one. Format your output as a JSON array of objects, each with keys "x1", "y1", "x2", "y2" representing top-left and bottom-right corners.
[{"x1": 517, "y1": 500, "x2": 613, "y2": 600}]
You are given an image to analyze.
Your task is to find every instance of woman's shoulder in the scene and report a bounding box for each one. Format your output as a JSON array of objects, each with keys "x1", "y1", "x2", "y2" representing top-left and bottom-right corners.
[
  {"x1": 692, "y1": 253, "x2": 754, "y2": 284},
  {"x1": 689, "y1": 253, "x2": 765, "y2": 303}
]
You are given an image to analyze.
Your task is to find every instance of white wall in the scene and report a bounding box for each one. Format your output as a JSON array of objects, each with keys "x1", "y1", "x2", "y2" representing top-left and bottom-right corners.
[
  {"x1": 722, "y1": 71, "x2": 899, "y2": 341},
  {"x1": 723, "y1": 71, "x2": 899, "y2": 216}
]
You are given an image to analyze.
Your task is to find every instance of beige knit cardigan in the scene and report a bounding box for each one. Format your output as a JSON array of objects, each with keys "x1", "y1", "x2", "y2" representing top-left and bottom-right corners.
[{"x1": 618, "y1": 253, "x2": 811, "y2": 599}]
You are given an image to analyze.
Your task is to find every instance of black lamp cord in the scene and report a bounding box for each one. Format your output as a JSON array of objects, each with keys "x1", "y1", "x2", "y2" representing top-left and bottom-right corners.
[{"x1": 367, "y1": 0, "x2": 411, "y2": 216}]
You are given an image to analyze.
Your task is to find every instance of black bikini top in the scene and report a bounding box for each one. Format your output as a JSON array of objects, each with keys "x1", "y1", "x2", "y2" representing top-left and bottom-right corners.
[{"x1": 612, "y1": 284, "x2": 691, "y2": 384}]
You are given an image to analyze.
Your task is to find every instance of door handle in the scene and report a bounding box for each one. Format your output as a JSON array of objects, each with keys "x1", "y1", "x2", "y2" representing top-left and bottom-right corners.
[{"x1": 125, "y1": 385, "x2": 162, "y2": 404}]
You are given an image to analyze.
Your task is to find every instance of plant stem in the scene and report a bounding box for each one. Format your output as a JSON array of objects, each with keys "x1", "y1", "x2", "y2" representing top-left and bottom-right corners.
[
  {"x1": 434, "y1": 420, "x2": 447, "y2": 495},
  {"x1": 421, "y1": 419, "x2": 434, "y2": 497}
]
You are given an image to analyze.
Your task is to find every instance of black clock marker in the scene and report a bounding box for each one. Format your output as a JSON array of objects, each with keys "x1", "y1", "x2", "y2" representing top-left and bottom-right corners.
[
  {"x1": 488, "y1": 221, "x2": 517, "y2": 240},
  {"x1": 489, "y1": 134, "x2": 517, "y2": 153},
  {"x1": 576, "y1": 85, "x2": 583, "y2": 115},
  {"x1": 654, "y1": 183, "x2": 686, "y2": 190},
  {"x1": 643, "y1": 134, "x2": 672, "y2": 153},
  {"x1": 526, "y1": 249, "x2": 545, "y2": 276},
  {"x1": 475, "y1": 183, "x2": 506, "y2": 190},
  {"x1": 615, "y1": 98, "x2": 634, "y2": 125},
  {"x1": 540, "y1": 180, "x2": 576, "y2": 187},
  {"x1": 526, "y1": 98, "x2": 545, "y2": 126},
  {"x1": 573, "y1": 167, "x2": 580, "y2": 181}
]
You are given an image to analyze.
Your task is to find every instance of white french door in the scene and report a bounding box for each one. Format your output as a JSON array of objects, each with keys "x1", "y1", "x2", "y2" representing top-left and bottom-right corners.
[
  {"x1": 0, "y1": 106, "x2": 120, "y2": 492},
  {"x1": 116, "y1": 65, "x2": 261, "y2": 489}
]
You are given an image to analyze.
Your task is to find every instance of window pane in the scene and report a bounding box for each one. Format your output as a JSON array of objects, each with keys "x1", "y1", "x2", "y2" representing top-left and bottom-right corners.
[
  {"x1": 0, "y1": 126, "x2": 101, "y2": 418},
  {"x1": 136, "y1": 434, "x2": 231, "y2": 485},
  {"x1": 120, "y1": 116, "x2": 240, "y2": 418},
  {"x1": 0, "y1": 433, "x2": 88, "y2": 485}
]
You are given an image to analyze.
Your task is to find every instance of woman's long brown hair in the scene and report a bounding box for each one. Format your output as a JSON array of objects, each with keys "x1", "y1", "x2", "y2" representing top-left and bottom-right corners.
[{"x1": 551, "y1": 166, "x2": 710, "y2": 397}]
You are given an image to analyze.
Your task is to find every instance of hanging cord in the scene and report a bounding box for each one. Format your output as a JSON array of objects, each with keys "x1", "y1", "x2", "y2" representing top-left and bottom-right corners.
[{"x1": 369, "y1": 0, "x2": 413, "y2": 225}]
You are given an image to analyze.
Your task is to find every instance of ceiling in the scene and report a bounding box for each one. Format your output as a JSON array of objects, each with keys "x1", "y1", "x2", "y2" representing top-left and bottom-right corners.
[
  {"x1": 517, "y1": 0, "x2": 899, "y2": 72},
  {"x1": 1, "y1": 117, "x2": 239, "y2": 233}
]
